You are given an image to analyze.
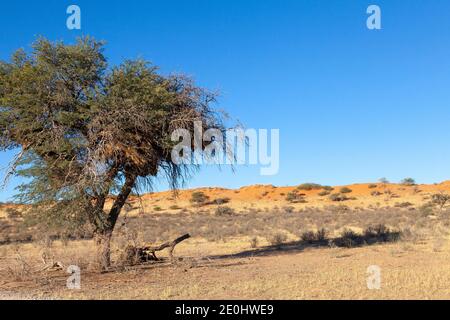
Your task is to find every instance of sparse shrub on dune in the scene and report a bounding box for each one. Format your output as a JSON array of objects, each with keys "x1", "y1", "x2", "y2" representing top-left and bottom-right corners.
[
  {"x1": 190, "y1": 192, "x2": 210, "y2": 207},
  {"x1": 318, "y1": 190, "x2": 331, "y2": 197},
  {"x1": 215, "y1": 206, "x2": 235, "y2": 216},
  {"x1": 339, "y1": 187, "x2": 353, "y2": 194},
  {"x1": 297, "y1": 183, "x2": 323, "y2": 191},
  {"x1": 285, "y1": 190, "x2": 307, "y2": 203},
  {"x1": 368, "y1": 184, "x2": 378, "y2": 189},
  {"x1": 212, "y1": 197, "x2": 231, "y2": 205},
  {"x1": 329, "y1": 193, "x2": 349, "y2": 202},
  {"x1": 379, "y1": 177, "x2": 389, "y2": 184},
  {"x1": 261, "y1": 191, "x2": 269, "y2": 197},
  {"x1": 401, "y1": 178, "x2": 416, "y2": 186}
]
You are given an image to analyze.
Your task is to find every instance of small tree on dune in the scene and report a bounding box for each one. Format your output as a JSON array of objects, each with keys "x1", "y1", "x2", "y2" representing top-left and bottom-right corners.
[{"x1": 0, "y1": 37, "x2": 226, "y2": 269}]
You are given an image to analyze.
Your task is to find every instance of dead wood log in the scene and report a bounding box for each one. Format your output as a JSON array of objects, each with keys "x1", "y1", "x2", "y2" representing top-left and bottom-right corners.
[
  {"x1": 120, "y1": 234, "x2": 191, "y2": 265},
  {"x1": 143, "y1": 233, "x2": 191, "y2": 261}
]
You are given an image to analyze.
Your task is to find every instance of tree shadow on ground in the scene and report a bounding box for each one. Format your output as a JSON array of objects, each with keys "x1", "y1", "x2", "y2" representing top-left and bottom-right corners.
[{"x1": 209, "y1": 228, "x2": 402, "y2": 260}]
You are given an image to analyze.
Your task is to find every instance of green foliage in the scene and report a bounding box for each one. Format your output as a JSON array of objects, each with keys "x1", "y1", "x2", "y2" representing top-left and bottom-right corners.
[
  {"x1": 401, "y1": 178, "x2": 416, "y2": 186},
  {"x1": 296, "y1": 183, "x2": 322, "y2": 191},
  {"x1": 0, "y1": 37, "x2": 226, "y2": 267}
]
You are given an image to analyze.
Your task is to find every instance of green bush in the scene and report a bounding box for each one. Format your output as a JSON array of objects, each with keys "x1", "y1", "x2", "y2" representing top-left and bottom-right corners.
[
  {"x1": 297, "y1": 183, "x2": 323, "y2": 191},
  {"x1": 401, "y1": 178, "x2": 416, "y2": 186}
]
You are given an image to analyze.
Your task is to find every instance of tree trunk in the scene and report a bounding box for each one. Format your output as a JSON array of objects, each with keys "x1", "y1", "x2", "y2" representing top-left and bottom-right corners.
[
  {"x1": 93, "y1": 174, "x2": 136, "y2": 271},
  {"x1": 95, "y1": 231, "x2": 113, "y2": 271}
]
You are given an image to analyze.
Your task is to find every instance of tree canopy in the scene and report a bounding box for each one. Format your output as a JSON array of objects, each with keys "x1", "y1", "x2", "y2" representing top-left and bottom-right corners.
[{"x1": 0, "y1": 37, "x2": 225, "y2": 268}]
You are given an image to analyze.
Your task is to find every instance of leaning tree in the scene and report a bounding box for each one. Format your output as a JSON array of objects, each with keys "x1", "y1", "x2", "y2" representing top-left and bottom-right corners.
[{"x1": 0, "y1": 37, "x2": 225, "y2": 269}]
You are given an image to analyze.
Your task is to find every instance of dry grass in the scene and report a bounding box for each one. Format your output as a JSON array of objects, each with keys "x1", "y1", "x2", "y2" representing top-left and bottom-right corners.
[{"x1": 1, "y1": 204, "x2": 450, "y2": 299}]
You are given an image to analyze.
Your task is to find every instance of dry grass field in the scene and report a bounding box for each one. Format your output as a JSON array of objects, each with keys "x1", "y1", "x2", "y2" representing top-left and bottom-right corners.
[{"x1": 1, "y1": 181, "x2": 450, "y2": 299}]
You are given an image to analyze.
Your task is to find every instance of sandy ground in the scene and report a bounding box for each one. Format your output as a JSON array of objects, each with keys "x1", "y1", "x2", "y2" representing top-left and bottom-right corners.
[
  {"x1": 1, "y1": 235, "x2": 450, "y2": 300},
  {"x1": 1, "y1": 181, "x2": 450, "y2": 300}
]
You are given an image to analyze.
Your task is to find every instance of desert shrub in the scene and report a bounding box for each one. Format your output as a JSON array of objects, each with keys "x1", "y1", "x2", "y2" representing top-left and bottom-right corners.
[
  {"x1": 212, "y1": 197, "x2": 231, "y2": 205},
  {"x1": 285, "y1": 190, "x2": 306, "y2": 203},
  {"x1": 339, "y1": 187, "x2": 353, "y2": 194},
  {"x1": 300, "y1": 228, "x2": 328, "y2": 244},
  {"x1": 322, "y1": 186, "x2": 334, "y2": 191},
  {"x1": 215, "y1": 206, "x2": 235, "y2": 216},
  {"x1": 6, "y1": 208, "x2": 22, "y2": 220},
  {"x1": 318, "y1": 190, "x2": 331, "y2": 197},
  {"x1": 282, "y1": 206, "x2": 295, "y2": 213},
  {"x1": 153, "y1": 206, "x2": 163, "y2": 212},
  {"x1": 329, "y1": 193, "x2": 349, "y2": 202},
  {"x1": 190, "y1": 192, "x2": 210, "y2": 206},
  {"x1": 269, "y1": 233, "x2": 288, "y2": 246},
  {"x1": 337, "y1": 229, "x2": 363, "y2": 247},
  {"x1": 169, "y1": 205, "x2": 181, "y2": 210},
  {"x1": 395, "y1": 202, "x2": 413, "y2": 208},
  {"x1": 363, "y1": 225, "x2": 402, "y2": 243},
  {"x1": 368, "y1": 184, "x2": 377, "y2": 189},
  {"x1": 297, "y1": 183, "x2": 322, "y2": 191},
  {"x1": 250, "y1": 237, "x2": 258, "y2": 248},
  {"x1": 418, "y1": 203, "x2": 434, "y2": 217},
  {"x1": 401, "y1": 178, "x2": 416, "y2": 186},
  {"x1": 335, "y1": 225, "x2": 401, "y2": 248},
  {"x1": 371, "y1": 191, "x2": 382, "y2": 196},
  {"x1": 431, "y1": 193, "x2": 450, "y2": 211}
]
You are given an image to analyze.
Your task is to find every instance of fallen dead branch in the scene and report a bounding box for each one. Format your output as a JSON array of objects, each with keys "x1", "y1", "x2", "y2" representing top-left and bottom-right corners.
[{"x1": 120, "y1": 233, "x2": 191, "y2": 265}]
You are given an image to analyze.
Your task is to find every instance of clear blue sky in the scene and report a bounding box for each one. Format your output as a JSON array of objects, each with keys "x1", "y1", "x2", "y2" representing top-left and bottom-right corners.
[{"x1": 1, "y1": 0, "x2": 450, "y2": 202}]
